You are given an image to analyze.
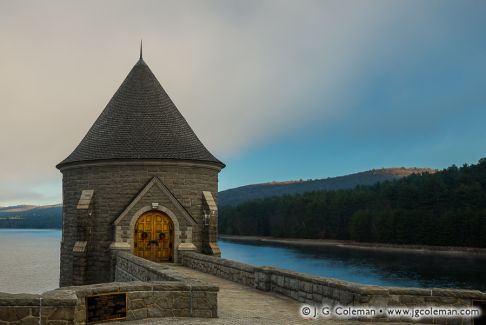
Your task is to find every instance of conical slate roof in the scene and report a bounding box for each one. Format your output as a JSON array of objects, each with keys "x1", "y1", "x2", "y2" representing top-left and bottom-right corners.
[{"x1": 57, "y1": 58, "x2": 224, "y2": 169}]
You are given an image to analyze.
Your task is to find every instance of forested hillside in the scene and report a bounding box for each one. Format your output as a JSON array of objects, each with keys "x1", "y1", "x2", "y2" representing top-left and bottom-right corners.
[
  {"x1": 0, "y1": 205, "x2": 62, "y2": 229},
  {"x1": 219, "y1": 159, "x2": 486, "y2": 248},
  {"x1": 219, "y1": 168, "x2": 435, "y2": 206}
]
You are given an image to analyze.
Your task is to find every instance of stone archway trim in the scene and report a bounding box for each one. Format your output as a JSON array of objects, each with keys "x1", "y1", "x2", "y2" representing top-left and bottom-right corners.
[{"x1": 114, "y1": 176, "x2": 196, "y2": 226}]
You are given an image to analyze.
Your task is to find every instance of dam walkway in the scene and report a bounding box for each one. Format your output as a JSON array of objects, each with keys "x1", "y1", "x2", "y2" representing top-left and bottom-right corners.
[{"x1": 116, "y1": 264, "x2": 400, "y2": 325}]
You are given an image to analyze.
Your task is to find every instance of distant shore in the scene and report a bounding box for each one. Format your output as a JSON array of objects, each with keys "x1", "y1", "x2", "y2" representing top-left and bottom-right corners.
[{"x1": 219, "y1": 234, "x2": 486, "y2": 257}]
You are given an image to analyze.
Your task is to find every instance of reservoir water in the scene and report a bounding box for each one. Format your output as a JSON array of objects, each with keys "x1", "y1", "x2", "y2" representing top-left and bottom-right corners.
[
  {"x1": 0, "y1": 229, "x2": 485, "y2": 293},
  {"x1": 219, "y1": 239, "x2": 486, "y2": 291},
  {"x1": 0, "y1": 229, "x2": 60, "y2": 293}
]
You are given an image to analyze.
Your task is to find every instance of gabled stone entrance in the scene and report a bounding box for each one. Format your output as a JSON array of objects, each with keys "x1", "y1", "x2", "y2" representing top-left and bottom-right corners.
[{"x1": 111, "y1": 177, "x2": 198, "y2": 264}]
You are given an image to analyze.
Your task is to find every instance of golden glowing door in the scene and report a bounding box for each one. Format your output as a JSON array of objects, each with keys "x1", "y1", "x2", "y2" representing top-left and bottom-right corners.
[{"x1": 134, "y1": 211, "x2": 173, "y2": 262}]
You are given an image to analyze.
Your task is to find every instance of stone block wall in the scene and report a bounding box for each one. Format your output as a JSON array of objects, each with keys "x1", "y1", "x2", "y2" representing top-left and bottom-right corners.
[
  {"x1": 180, "y1": 251, "x2": 256, "y2": 287},
  {"x1": 1, "y1": 252, "x2": 220, "y2": 324},
  {"x1": 0, "y1": 290, "x2": 76, "y2": 325},
  {"x1": 113, "y1": 251, "x2": 219, "y2": 319},
  {"x1": 263, "y1": 266, "x2": 486, "y2": 309},
  {"x1": 66, "y1": 281, "x2": 218, "y2": 322},
  {"x1": 114, "y1": 251, "x2": 202, "y2": 283},
  {"x1": 60, "y1": 160, "x2": 221, "y2": 286},
  {"x1": 181, "y1": 252, "x2": 486, "y2": 324},
  {"x1": 0, "y1": 281, "x2": 217, "y2": 324}
]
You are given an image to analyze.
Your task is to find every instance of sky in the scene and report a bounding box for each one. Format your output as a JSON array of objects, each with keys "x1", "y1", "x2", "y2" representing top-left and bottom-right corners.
[{"x1": 0, "y1": 0, "x2": 486, "y2": 206}]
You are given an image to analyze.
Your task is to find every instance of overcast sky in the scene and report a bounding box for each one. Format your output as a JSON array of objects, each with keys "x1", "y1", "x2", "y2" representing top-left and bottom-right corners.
[{"x1": 1, "y1": 0, "x2": 486, "y2": 206}]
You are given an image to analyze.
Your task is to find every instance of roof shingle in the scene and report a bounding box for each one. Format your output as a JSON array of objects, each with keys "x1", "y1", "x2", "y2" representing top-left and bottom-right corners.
[{"x1": 57, "y1": 58, "x2": 224, "y2": 169}]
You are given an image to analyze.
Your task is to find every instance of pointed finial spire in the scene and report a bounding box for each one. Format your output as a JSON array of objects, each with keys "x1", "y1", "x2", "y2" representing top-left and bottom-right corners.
[{"x1": 140, "y1": 39, "x2": 143, "y2": 59}]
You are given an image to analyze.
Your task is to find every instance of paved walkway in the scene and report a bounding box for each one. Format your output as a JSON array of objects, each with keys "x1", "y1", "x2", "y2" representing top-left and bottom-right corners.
[
  {"x1": 115, "y1": 265, "x2": 415, "y2": 325},
  {"x1": 115, "y1": 264, "x2": 333, "y2": 324}
]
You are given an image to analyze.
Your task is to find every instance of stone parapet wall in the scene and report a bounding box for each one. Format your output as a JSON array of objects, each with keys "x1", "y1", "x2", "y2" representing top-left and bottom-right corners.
[
  {"x1": 114, "y1": 251, "x2": 208, "y2": 283},
  {"x1": 0, "y1": 252, "x2": 220, "y2": 324},
  {"x1": 0, "y1": 290, "x2": 77, "y2": 325},
  {"x1": 0, "y1": 281, "x2": 217, "y2": 324},
  {"x1": 181, "y1": 252, "x2": 486, "y2": 324},
  {"x1": 115, "y1": 251, "x2": 177, "y2": 282},
  {"x1": 113, "y1": 251, "x2": 219, "y2": 319},
  {"x1": 180, "y1": 251, "x2": 256, "y2": 287},
  {"x1": 262, "y1": 266, "x2": 486, "y2": 307},
  {"x1": 68, "y1": 281, "x2": 218, "y2": 322},
  {"x1": 0, "y1": 290, "x2": 76, "y2": 325}
]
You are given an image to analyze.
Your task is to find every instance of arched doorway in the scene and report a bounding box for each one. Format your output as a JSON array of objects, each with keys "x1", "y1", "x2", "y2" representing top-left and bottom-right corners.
[{"x1": 134, "y1": 210, "x2": 173, "y2": 262}]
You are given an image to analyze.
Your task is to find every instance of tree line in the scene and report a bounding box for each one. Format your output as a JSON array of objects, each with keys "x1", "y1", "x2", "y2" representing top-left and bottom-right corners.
[{"x1": 219, "y1": 159, "x2": 486, "y2": 248}]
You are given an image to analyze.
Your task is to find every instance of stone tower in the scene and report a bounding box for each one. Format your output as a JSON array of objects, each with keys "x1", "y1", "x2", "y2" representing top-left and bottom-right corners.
[{"x1": 56, "y1": 51, "x2": 224, "y2": 286}]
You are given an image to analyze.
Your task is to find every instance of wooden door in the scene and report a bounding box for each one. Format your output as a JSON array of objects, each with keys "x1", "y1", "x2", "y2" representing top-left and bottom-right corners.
[{"x1": 133, "y1": 211, "x2": 173, "y2": 262}]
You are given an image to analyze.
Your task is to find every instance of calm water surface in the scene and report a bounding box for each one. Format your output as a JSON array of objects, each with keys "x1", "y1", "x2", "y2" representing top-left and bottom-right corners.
[
  {"x1": 0, "y1": 230, "x2": 485, "y2": 293},
  {"x1": 219, "y1": 239, "x2": 486, "y2": 291},
  {"x1": 0, "y1": 229, "x2": 60, "y2": 293}
]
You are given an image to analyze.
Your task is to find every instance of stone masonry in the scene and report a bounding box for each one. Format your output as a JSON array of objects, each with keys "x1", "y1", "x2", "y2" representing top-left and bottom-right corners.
[
  {"x1": 59, "y1": 161, "x2": 222, "y2": 286},
  {"x1": 0, "y1": 281, "x2": 217, "y2": 325},
  {"x1": 0, "y1": 251, "x2": 219, "y2": 325},
  {"x1": 180, "y1": 251, "x2": 486, "y2": 324},
  {"x1": 57, "y1": 52, "x2": 224, "y2": 287}
]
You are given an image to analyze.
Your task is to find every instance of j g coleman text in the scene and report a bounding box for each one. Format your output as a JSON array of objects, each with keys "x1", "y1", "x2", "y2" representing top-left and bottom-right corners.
[{"x1": 300, "y1": 305, "x2": 481, "y2": 320}]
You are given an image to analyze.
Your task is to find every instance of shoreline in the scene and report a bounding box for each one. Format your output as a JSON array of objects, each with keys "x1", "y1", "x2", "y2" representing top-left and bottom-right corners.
[{"x1": 219, "y1": 234, "x2": 486, "y2": 257}]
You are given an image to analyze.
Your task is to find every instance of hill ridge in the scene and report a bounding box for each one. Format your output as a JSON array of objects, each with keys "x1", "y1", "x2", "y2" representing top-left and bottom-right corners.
[
  {"x1": 219, "y1": 167, "x2": 436, "y2": 206},
  {"x1": 0, "y1": 167, "x2": 435, "y2": 228}
]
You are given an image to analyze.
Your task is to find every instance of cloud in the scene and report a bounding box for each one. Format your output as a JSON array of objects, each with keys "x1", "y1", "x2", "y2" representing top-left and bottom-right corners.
[
  {"x1": 0, "y1": 0, "x2": 483, "y2": 205},
  {"x1": 0, "y1": 179, "x2": 60, "y2": 206}
]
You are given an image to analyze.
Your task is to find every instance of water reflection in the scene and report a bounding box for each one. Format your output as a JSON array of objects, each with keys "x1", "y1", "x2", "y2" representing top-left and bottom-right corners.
[{"x1": 219, "y1": 239, "x2": 486, "y2": 291}]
